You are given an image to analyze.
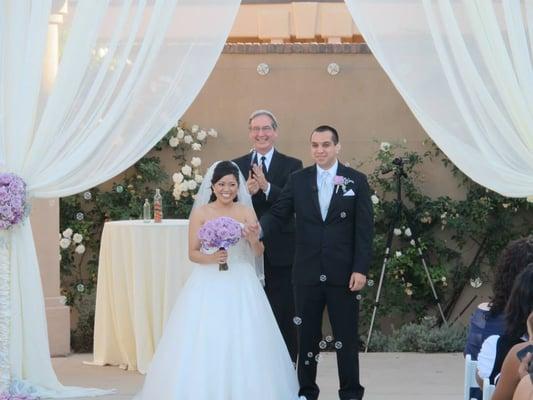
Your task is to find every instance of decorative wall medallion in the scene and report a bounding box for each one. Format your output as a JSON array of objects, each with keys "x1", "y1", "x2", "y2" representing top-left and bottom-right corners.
[
  {"x1": 327, "y1": 62, "x2": 340, "y2": 76},
  {"x1": 257, "y1": 63, "x2": 270, "y2": 76}
]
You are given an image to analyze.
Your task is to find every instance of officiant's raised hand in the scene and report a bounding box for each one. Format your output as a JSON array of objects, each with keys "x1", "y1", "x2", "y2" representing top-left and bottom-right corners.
[
  {"x1": 349, "y1": 272, "x2": 367, "y2": 292},
  {"x1": 251, "y1": 164, "x2": 269, "y2": 192},
  {"x1": 247, "y1": 171, "x2": 260, "y2": 195}
]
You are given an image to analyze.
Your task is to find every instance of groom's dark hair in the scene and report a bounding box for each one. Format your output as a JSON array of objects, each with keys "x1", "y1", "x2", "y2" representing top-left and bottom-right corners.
[
  {"x1": 209, "y1": 161, "x2": 240, "y2": 203},
  {"x1": 311, "y1": 125, "x2": 339, "y2": 145}
]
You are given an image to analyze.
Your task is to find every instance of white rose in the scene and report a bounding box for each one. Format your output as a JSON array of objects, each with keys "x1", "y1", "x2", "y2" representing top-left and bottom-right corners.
[
  {"x1": 191, "y1": 143, "x2": 202, "y2": 151},
  {"x1": 73, "y1": 233, "x2": 83, "y2": 244},
  {"x1": 169, "y1": 136, "x2": 180, "y2": 147},
  {"x1": 183, "y1": 135, "x2": 193, "y2": 144},
  {"x1": 191, "y1": 125, "x2": 199, "y2": 133},
  {"x1": 404, "y1": 227, "x2": 412, "y2": 237},
  {"x1": 187, "y1": 180, "x2": 198, "y2": 190},
  {"x1": 410, "y1": 239, "x2": 416, "y2": 246},
  {"x1": 75, "y1": 244, "x2": 86, "y2": 254},
  {"x1": 59, "y1": 238, "x2": 71, "y2": 249},
  {"x1": 208, "y1": 128, "x2": 218, "y2": 138},
  {"x1": 393, "y1": 228, "x2": 402, "y2": 236},
  {"x1": 380, "y1": 142, "x2": 391, "y2": 152},
  {"x1": 194, "y1": 174, "x2": 203, "y2": 183},
  {"x1": 172, "y1": 187, "x2": 181, "y2": 200},
  {"x1": 177, "y1": 128, "x2": 185, "y2": 139},
  {"x1": 62, "y1": 228, "x2": 73, "y2": 238},
  {"x1": 178, "y1": 182, "x2": 189, "y2": 192},
  {"x1": 191, "y1": 157, "x2": 201, "y2": 167},
  {"x1": 172, "y1": 172, "x2": 184, "y2": 183},
  {"x1": 395, "y1": 251, "x2": 402, "y2": 258},
  {"x1": 371, "y1": 194, "x2": 379, "y2": 205},
  {"x1": 181, "y1": 165, "x2": 192, "y2": 176},
  {"x1": 197, "y1": 130, "x2": 207, "y2": 141}
]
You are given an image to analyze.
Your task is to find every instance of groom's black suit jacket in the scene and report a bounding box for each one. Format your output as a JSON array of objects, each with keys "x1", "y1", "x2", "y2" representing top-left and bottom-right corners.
[
  {"x1": 233, "y1": 150, "x2": 303, "y2": 266},
  {"x1": 262, "y1": 163, "x2": 374, "y2": 285}
]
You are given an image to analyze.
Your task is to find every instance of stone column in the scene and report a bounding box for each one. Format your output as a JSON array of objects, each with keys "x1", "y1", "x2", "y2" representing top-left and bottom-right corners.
[{"x1": 30, "y1": 3, "x2": 70, "y2": 357}]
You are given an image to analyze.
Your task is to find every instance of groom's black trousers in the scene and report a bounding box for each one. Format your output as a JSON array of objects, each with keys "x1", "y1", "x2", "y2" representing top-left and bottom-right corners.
[
  {"x1": 264, "y1": 257, "x2": 298, "y2": 363},
  {"x1": 294, "y1": 284, "x2": 364, "y2": 400}
]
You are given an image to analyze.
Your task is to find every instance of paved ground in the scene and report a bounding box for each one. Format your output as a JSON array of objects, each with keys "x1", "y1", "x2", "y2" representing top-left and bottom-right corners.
[{"x1": 52, "y1": 352, "x2": 464, "y2": 400}]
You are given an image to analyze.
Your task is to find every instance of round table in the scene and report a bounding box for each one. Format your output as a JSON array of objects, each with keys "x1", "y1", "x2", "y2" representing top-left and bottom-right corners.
[{"x1": 92, "y1": 219, "x2": 194, "y2": 373}]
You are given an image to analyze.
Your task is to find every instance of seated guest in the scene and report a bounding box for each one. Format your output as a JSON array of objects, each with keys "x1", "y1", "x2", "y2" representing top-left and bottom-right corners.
[
  {"x1": 492, "y1": 312, "x2": 533, "y2": 400},
  {"x1": 477, "y1": 265, "x2": 533, "y2": 388},
  {"x1": 465, "y1": 236, "x2": 533, "y2": 360}
]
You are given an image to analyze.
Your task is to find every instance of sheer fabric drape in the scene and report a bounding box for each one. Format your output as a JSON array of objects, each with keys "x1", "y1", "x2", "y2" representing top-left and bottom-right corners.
[
  {"x1": 345, "y1": 0, "x2": 533, "y2": 197},
  {"x1": 0, "y1": 0, "x2": 238, "y2": 397}
]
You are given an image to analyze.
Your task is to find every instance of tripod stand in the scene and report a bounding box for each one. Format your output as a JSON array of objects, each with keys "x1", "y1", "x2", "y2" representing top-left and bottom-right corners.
[{"x1": 365, "y1": 158, "x2": 448, "y2": 352}]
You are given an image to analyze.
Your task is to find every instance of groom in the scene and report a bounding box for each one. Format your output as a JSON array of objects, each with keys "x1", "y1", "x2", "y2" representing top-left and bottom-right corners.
[
  {"x1": 233, "y1": 110, "x2": 303, "y2": 363},
  {"x1": 260, "y1": 125, "x2": 374, "y2": 400}
]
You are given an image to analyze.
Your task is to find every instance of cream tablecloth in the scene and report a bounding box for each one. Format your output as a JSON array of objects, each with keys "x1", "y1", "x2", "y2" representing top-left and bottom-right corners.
[{"x1": 92, "y1": 219, "x2": 194, "y2": 373}]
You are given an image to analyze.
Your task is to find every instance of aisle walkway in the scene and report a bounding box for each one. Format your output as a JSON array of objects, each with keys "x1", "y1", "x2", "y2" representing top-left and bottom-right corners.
[{"x1": 52, "y1": 352, "x2": 464, "y2": 400}]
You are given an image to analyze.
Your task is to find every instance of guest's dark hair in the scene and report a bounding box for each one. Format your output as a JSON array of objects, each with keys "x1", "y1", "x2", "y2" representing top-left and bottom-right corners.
[
  {"x1": 489, "y1": 236, "x2": 533, "y2": 316},
  {"x1": 209, "y1": 161, "x2": 240, "y2": 203},
  {"x1": 504, "y1": 264, "x2": 533, "y2": 339},
  {"x1": 311, "y1": 125, "x2": 339, "y2": 145}
]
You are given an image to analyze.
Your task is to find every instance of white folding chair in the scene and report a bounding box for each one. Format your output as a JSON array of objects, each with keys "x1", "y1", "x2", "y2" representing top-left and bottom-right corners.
[
  {"x1": 464, "y1": 354, "x2": 480, "y2": 400},
  {"x1": 482, "y1": 378, "x2": 495, "y2": 400}
]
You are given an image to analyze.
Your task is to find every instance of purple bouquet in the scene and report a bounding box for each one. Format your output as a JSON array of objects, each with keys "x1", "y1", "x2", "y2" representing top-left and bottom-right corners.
[
  {"x1": 198, "y1": 216, "x2": 242, "y2": 271},
  {"x1": 0, "y1": 173, "x2": 27, "y2": 230}
]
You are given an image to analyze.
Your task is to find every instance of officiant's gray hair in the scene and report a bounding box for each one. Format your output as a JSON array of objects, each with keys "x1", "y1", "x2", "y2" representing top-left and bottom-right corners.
[{"x1": 248, "y1": 109, "x2": 279, "y2": 130}]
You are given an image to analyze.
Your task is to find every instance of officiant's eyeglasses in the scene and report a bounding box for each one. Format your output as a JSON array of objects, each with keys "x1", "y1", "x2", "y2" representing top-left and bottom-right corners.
[{"x1": 250, "y1": 125, "x2": 273, "y2": 133}]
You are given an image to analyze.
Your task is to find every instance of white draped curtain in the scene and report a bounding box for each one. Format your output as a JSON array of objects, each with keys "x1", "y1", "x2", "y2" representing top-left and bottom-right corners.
[
  {"x1": 345, "y1": 0, "x2": 533, "y2": 197},
  {"x1": 0, "y1": 0, "x2": 239, "y2": 397}
]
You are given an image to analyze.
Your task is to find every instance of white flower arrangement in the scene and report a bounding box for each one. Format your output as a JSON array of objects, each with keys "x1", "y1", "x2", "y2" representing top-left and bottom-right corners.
[
  {"x1": 169, "y1": 136, "x2": 180, "y2": 147},
  {"x1": 191, "y1": 157, "x2": 202, "y2": 168},
  {"x1": 380, "y1": 142, "x2": 391, "y2": 152},
  {"x1": 181, "y1": 165, "x2": 192, "y2": 176},
  {"x1": 169, "y1": 122, "x2": 218, "y2": 201},
  {"x1": 73, "y1": 233, "x2": 83, "y2": 244},
  {"x1": 197, "y1": 130, "x2": 207, "y2": 141}
]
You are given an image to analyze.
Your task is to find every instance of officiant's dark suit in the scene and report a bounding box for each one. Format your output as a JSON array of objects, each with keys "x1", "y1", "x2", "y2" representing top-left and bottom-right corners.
[
  {"x1": 261, "y1": 126, "x2": 374, "y2": 400},
  {"x1": 233, "y1": 110, "x2": 303, "y2": 363}
]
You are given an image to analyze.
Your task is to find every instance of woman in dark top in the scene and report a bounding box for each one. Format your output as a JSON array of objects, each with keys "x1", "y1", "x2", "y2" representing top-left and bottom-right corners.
[
  {"x1": 465, "y1": 236, "x2": 533, "y2": 360},
  {"x1": 477, "y1": 265, "x2": 533, "y2": 386}
]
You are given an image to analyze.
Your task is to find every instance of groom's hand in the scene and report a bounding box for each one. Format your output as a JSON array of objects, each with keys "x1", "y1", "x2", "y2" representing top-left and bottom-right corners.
[{"x1": 349, "y1": 272, "x2": 367, "y2": 292}]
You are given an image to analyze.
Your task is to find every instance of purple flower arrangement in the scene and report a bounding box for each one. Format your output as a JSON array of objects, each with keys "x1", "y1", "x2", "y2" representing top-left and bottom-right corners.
[
  {"x1": 198, "y1": 216, "x2": 242, "y2": 271},
  {"x1": 0, "y1": 173, "x2": 27, "y2": 230}
]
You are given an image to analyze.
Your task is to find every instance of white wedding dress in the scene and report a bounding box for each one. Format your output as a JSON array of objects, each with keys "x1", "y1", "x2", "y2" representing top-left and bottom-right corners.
[{"x1": 134, "y1": 237, "x2": 299, "y2": 400}]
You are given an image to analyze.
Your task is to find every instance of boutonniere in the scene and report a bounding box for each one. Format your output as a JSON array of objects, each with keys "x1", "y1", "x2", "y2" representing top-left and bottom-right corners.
[{"x1": 333, "y1": 175, "x2": 354, "y2": 194}]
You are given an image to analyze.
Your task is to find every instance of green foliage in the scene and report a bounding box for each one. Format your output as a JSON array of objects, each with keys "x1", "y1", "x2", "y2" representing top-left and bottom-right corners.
[
  {"x1": 358, "y1": 140, "x2": 532, "y2": 333},
  {"x1": 367, "y1": 317, "x2": 466, "y2": 352}
]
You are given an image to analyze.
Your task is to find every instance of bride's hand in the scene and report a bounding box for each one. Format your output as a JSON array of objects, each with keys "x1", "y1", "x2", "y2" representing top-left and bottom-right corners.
[
  {"x1": 211, "y1": 249, "x2": 228, "y2": 264},
  {"x1": 243, "y1": 222, "x2": 260, "y2": 243}
]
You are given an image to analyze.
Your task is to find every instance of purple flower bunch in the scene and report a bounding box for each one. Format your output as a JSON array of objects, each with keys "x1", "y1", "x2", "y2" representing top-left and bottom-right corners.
[
  {"x1": 198, "y1": 217, "x2": 242, "y2": 271},
  {"x1": 0, "y1": 173, "x2": 27, "y2": 230},
  {"x1": 198, "y1": 216, "x2": 242, "y2": 250}
]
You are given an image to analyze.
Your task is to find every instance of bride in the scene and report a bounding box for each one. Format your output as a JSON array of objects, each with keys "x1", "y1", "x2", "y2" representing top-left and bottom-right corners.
[{"x1": 135, "y1": 160, "x2": 299, "y2": 400}]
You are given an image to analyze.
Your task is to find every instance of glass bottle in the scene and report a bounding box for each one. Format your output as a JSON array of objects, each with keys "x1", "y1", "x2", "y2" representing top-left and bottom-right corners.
[
  {"x1": 153, "y1": 189, "x2": 163, "y2": 223},
  {"x1": 143, "y1": 199, "x2": 151, "y2": 223}
]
